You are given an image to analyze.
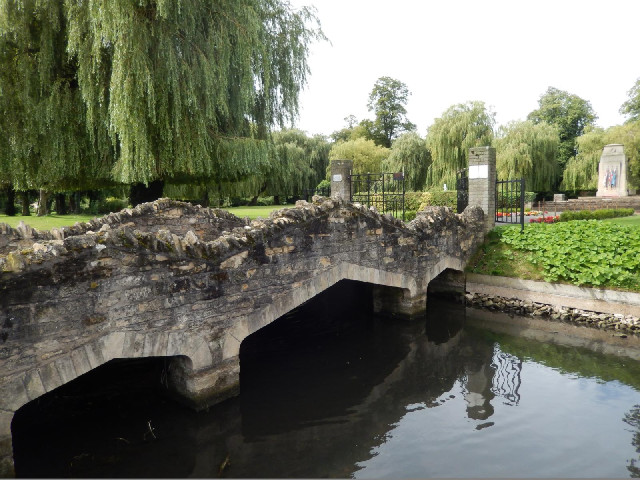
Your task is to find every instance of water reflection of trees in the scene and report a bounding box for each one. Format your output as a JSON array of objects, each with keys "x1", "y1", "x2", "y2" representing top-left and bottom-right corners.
[{"x1": 623, "y1": 405, "x2": 640, "y2": 477}]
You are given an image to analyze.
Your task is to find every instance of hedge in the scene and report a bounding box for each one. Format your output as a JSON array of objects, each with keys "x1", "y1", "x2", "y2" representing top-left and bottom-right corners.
[{"x1": 559, "y1": 208, "x2": 635, "y2": 222}]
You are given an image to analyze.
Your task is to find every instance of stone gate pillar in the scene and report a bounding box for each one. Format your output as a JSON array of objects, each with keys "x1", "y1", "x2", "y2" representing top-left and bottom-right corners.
[
  {"x1": 468, "y1": 147, "x2": 496, "y2": 232},
  {"x1": 330, "y1": 159, "x2": 353, "y2": 200}
]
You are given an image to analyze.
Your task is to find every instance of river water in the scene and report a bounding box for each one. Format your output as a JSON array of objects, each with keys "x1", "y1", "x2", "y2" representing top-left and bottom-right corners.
[{"x1": 12, "y1": 281, "x2": 640, "y2": 478}]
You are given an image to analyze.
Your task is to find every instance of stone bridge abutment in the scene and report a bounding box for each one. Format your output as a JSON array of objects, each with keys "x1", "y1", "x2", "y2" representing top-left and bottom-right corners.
[{"x1": 0, "y1": 193, "x2": 486, "y2": 476}]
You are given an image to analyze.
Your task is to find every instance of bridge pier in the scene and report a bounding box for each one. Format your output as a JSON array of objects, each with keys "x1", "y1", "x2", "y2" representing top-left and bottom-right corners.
[
  {"x1": 0, "y1": 436, "x2": 13, "y2": 478},
  {"x1": 373, "y1": 285, "x2": 427, "y2": 319},
  {"x1": 168, "y1": 357, "x2": 240, "y2": 411}
]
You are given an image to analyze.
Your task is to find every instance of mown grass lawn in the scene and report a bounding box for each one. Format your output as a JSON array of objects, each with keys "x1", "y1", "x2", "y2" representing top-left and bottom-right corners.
[
  {"x1": 603, "y1": 214, "x2": 640, "y2": 226},
  {"x1": 221, "y1": 205, "x2": 291, "y2": 219},
  {"x1": 0, "y1": 214, "x2": 97, "y2": 230},
  {"x1": 0, "y1": 205, "x2": 291, "y2": 231}
]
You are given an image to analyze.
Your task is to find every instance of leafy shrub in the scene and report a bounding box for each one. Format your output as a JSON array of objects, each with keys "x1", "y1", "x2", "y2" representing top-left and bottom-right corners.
[
  {"x1": 421, "y1": 190, "x2": 457, "y2": 210},
  {"x1": 405, "y1": 210, "x2": 417, "y2": 221},
  {"x1": 96, "y1": 197, "x2": 129, "y2": 214},
  {"x1": 405, "y1": 192, "x2": 432, "y2": 211},
  {"x1": 316, "y1": 179, "x2": 330, "y2": 190},
  {"x1": 496, "y1": 191, "x2": 536, "y2": 209},
  {"x1": 559, "y1": 208, "x2": 634, "y2": 222},
  {"x1": 500, "y1": 220, "x2": 640, "y2": 287}
]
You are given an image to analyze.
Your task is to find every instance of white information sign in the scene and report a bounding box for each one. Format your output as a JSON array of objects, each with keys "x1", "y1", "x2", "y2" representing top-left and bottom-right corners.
[
  {"x1": 332, "y1": 174, "x2": 343, "y2": 182},
  {"x1": 469, "y1": 165, "x2": 488, "y2": 179}
]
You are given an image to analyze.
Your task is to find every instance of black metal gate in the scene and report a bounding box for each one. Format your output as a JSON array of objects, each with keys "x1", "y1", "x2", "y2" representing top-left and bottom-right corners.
[
  {"x1": 495, "y1": 178, "x2": 525, "y2": 231},
  {"x1": 349, "y1": 172, "x2": 405, "y2": 220},
  {"x1": 456, "y1": 169, "x2": 468, "y2": 214}
]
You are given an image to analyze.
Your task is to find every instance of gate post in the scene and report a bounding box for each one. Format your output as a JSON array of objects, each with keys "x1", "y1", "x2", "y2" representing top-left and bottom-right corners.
[
  {"x1": 330, "y1": 159, "x2": 353, "y2": 200},
  {"x1": 468, "y1": 146, "x2": 496, "y2": 232}
]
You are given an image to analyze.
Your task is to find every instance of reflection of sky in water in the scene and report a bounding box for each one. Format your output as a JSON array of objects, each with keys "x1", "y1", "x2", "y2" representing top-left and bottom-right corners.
[{"x1": 355, "y1": 359, "x2": 640, "y2": 478}]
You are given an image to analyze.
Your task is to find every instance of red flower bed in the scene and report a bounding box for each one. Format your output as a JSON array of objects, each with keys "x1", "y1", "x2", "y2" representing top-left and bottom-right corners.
[{"x1": 529, "y1": 215, "x2": 560, "y2": 224}]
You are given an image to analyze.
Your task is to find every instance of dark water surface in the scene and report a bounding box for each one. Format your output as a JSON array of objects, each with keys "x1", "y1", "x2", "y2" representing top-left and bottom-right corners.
[{"x1": 12, "y1": 281, "x2": 640, "y2": 478}]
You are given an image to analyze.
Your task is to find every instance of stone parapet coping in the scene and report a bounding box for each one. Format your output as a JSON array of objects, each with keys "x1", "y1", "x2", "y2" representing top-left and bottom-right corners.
[{"x1": 466, "y1": 273, "x2": 640, "y2": 318}]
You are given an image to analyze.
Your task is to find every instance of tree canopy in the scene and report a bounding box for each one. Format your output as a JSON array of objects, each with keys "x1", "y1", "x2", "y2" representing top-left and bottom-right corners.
[
  {"x1": 620, "y1": 78, "x2": 640, "y2": 123},
  {"x1": 527, "y1": 86, "x2": 597, "y2": 176},
  {"x1": 328, "y1": 138, "x2": 390, "y2": 176},
  {"x1": 364, "y1": 76, "x2": 416, "y2": 148},
  {"x1": 384, "y1": 132, "x2": 430, "y2": 191},
  {"x1": 495, "y1": 120, "x2": 560, "y2": 192},
  {"x1": 426, "y1": 101, "x2": 495, "y2": 189},
  {"x1": 0, "y1": 0, "x2": 324, "y2": 191}
]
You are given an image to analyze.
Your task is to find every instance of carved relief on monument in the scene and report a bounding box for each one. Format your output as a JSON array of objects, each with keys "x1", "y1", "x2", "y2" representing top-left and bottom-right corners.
[{"x1": 596, "y1": 144, "x2": 629, "y2": 197}]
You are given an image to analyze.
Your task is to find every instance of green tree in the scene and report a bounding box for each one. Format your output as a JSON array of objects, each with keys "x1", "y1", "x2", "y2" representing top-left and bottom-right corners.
[
  {"x1": 620, "y1": 77, "x2": 640, "y2": 123},
  {"x1": 328, "y1": 138, "x2": 390, "y2": 176},
  {"x1": 495, "y1": 120, "x2": 560, "y2": 192},
  {"x1": 384, "y1": 132, "x2": 430, "y2": 191},
  {"x1": 527, "y1": 86, "x2": 597, "y2": 175},
  {"x1": 561, "y1": 127, "x2": 605, "y2": 192},
  {"x1": 263, "y1": 129, "x2": 330, "y2": 200},
  {"x1": 426, "y1": 101, "x2": 495, "y2": 189},
  {"x1": 365, "y1": 76, "x2": 416, "y2": 148},
  {"x1": 330, "y1": 115, "x2": 369, "y2": 143},
  {"x1": 0, "y1": 0, "x2": 324, "y2": 196}
]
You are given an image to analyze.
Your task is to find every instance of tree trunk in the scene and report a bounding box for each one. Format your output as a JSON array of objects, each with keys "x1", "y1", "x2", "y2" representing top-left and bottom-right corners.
[
  {"x1": 274, "y1": 195, "x2": 281, "y2": 205},
  {"x1": 4, "y1": 185, "x2": 16, "y2": 216},
  {"x1": 69, "y1": 192, "x2": 78, "y2": 214},
  {"x1": 37, "y1": 189, "x2": 49, "y2": 216},
  {"x1": 248, "y1": 195, "x2": 259, "y2": 206},
  {"x1": 20, "y1": 191, "x2": 30, "y2": 216},
  {"x1": 55, "y1": 193, "x2": 67, "y2": 215},
  {"x1": 88, "y1": 190, "x2": 100, "y2": 213},
  {"x1": 201, "y1": 189, "x2": 209, "y2": 207},
  {"x1": 129, "y1": 180, "x2": 164, "y2": 207}
]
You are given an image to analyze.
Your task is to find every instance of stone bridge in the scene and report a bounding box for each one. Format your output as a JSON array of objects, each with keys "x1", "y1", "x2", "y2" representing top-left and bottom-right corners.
[{"x1": 0, "y1": 196, "x2": 486, "y2": 475}]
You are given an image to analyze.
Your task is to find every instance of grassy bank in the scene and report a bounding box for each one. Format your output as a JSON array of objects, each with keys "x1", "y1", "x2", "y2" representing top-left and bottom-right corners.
[{"x1": 467, "y1": 220, "x2": 640, "y2": 291}]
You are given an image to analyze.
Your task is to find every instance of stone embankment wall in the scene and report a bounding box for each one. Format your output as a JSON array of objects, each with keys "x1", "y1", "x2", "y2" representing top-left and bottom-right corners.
[
  {"x1": 536, "y1": 196, "x2": 640, "y2": 213},
  {"x1": 0, "y1": 197, "x2": 486, "y2": 476},
  {"x1": 466, "y1": 292, "x2": 640, "y2": 336}
]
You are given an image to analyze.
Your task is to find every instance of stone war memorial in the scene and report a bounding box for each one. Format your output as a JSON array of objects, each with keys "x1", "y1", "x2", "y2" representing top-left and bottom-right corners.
[{"x1": 597, "y1": 144, "x2": 630, "y2": 197}]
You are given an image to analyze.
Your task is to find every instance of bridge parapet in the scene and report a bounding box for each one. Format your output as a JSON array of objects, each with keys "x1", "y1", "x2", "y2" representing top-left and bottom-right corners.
[
  {"x1": 0, "y1": 198, "x2": 248, "y2": 257},
  {"x1": 0, "y1": 197, "x2": 485, "y2": 477}
]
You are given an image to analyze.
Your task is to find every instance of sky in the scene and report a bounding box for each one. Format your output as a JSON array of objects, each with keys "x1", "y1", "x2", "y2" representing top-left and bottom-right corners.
[{"x1": 286, "y1": 0, "x2": 640, "y2": 137}]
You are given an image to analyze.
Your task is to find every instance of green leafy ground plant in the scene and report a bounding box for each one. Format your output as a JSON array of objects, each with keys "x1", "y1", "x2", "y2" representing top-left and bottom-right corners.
[{"x1": 500, "y1": 221, "x2": 640, "y2": 288}]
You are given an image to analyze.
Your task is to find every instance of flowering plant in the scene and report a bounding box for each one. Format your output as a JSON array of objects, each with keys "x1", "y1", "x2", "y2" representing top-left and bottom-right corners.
[{"x1": 529, "y1": 216, "x2": 560, "y2": 224}]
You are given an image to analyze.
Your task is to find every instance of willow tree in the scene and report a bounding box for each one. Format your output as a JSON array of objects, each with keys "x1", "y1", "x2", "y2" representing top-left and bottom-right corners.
[
  {"x1": 426, "y1": 101, "x2": 495, "y2": 189},
  {"x1": 257, "y1": 129, "x2": 330, "y2": 202},
  {"x1": 561, "y1": 127, "x2": 605, "y2": 192},
  {"x1": 495, "y1": 120, "x2": 560, "y2": 192},
  {"x1": 384, "y1": 132, "x2": 430, "y2": 191},
  {"x1": 0, "y1": 0, "x2": 112, "y2": 216},
  {"x1": 0, "y1": 0, "x2": 324, "y2": 201}
]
